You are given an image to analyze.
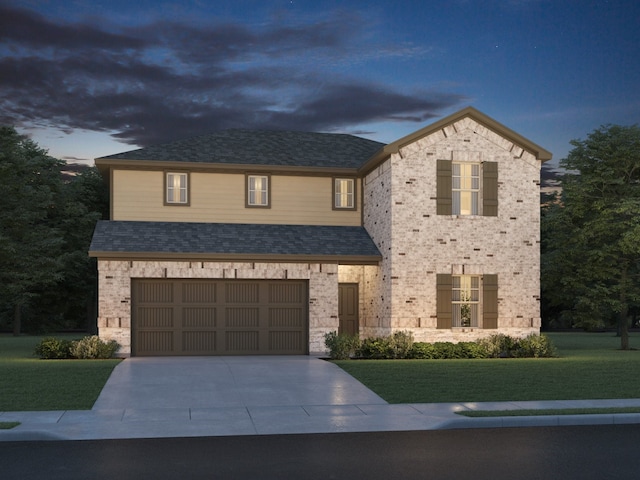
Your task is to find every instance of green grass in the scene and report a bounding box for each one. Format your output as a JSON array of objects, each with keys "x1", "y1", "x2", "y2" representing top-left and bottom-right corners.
[
  {"x1": 0, "y1": 421, "x2": 20, "y2": 429},
  {"x1": 0, "y1": 334, "x2": 120, "y2": 411},
  {"x1": 334, "y1": 332, "x2": 640, "y2": 404},
  {"x1": 457, "y1": 407, "x2": 640, "y2": 418}
]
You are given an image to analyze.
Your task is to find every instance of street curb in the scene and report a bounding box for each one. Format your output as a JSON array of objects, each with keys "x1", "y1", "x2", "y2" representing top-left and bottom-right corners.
[
  {"x1": 0, "y1": 430, "x2": 69, "y2": 442},
  {"x1": 440, "y1": 413, "x2": 640, "y2": 430}
]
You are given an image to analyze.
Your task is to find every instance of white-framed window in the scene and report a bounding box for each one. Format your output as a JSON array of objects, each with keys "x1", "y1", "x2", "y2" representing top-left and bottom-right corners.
[
  {"x1": 166, "y1": 172, "x2": 188, "y2": 205},
  {"x1": 247, "y1": 174, "x2": 269, "y2": 207},
  {"x1": 334, "y1": 178, "x2": 355, "y2": 210},
  {"x1": 452, "y1": 163, "x2": 479, "y2": 215},
  {"x1": 452, "y1": 275, "x2": 480, "y2": 327}
]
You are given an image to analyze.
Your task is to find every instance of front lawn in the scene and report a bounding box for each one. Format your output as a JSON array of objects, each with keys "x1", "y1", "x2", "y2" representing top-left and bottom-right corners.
[
  {"x1": 334, "y1": 332, "x2": 640, "y2": 404},
  {"x1": 0, "y1": 335, "x2": 120, "y2": 411}
]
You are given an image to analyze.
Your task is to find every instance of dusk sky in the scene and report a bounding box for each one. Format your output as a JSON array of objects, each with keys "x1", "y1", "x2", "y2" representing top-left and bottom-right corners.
[{"x1": 1, "y1": 0, "x2": 639, "y2": 166}]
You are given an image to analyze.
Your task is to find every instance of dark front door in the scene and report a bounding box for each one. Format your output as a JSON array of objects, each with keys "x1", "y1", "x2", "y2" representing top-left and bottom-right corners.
[{"x1": 338, "y1": 283, "x2": 359, "y2": 336}]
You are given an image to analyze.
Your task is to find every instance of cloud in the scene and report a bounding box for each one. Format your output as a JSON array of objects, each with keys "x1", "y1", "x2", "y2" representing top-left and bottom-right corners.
[{"x1": 0, "y1": 5, "x2": 466, "y2": 147}]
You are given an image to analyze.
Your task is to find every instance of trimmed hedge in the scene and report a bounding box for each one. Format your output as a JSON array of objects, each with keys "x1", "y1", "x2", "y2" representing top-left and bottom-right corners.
[{"x1": 324, "y1": 331, "x2": 557, "y2": 360}]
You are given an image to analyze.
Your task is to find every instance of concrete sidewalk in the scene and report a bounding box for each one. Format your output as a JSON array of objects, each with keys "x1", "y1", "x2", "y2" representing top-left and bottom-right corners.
[{"x1": 2, "y1": 356, "x2": 640, "y2": 441}]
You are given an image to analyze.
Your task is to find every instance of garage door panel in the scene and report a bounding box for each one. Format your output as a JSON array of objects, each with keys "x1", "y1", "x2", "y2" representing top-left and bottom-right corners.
[
  {"x1": 269, "y1": 308, "x2": 304, "y2": 327},
  {"x1": 269, "y1": 283, "x2": 305, "y2": 303},
  {"x1": 269, "y1": 331, "x2": 304, "y2": 352},
  {"x1": 183, "y1": 331, "x2": 217, "y2": 353},
  {"x1": 225, "y1": 307, "x2": 259, "y2": 327},
  {"x1": 182, "y1": 308, "x2": 217, "y2": 328},
  {"x1": 226, "y1": 283, "x2": 259, "y2": 303},
  {"x1": 136, "y1": 307, "x2": 174, "y2": 328},
  {"x1": 132, "y1": 279, "x2": 308, "y2": 356},
  {"x1": 226, "y1": 331, "x2": 259, "y2": 352},
  {"x1": 138, "y1": 331, "x2": 174, "y2": 354},
  {"x1": 182, "y1": 282, "x2": 216, "y2": 303},
  {"x1": 137, "y1": 281, "x2": 174, "y2": 303}
]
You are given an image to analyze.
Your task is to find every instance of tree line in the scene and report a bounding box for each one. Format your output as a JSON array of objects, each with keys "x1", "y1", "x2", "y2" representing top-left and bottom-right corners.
[
  {"x1": 0, "y1": 126, "x2": 108, "y2": 334},
  {"x1": 541, "y1": 124, "x2": 640, "y2": 349}
]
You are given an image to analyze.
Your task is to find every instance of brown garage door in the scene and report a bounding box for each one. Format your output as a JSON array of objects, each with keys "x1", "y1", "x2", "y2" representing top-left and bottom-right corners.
[{"x1": 132, "y1": 279, "x2": 308, "y2": 356}]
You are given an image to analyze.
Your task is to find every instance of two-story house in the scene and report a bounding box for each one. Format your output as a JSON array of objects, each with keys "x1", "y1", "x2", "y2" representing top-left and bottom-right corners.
[{"x1": 89, "y1": 107, "x2": 552, "y2": 356}]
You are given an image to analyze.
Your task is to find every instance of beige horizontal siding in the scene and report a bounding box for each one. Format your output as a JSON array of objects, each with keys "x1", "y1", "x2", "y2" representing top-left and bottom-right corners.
[{"x1": 112, "y1": 170, "x2": 361, "y2": 226}]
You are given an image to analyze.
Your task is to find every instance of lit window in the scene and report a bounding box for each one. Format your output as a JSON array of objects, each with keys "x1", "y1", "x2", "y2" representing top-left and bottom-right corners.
[
  {"x1": 334, "y1": 178, "x2": 355, "y2": 209},
  {"x1": 452, "y1": 163, "x2": 479, "y2": 215},
  {"x1": 452, "y1": 275, "x2": 479, "y2": 327},
  {"x1": 166, "y1": 172, "x2": 188, "y2": 204},
  {"x1": 247, "y1": 175, "x2": 269, "y2": 207}
]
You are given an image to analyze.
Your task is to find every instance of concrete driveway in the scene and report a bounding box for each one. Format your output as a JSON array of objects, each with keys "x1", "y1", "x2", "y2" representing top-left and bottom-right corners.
[{"x1": 93, "y1": 355, "x2": 387, "y2": 409}]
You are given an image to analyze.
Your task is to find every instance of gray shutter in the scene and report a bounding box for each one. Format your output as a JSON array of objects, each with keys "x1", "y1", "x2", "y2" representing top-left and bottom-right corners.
[
  {"x1": 482, "y1": 162, "x2": 498, "y2": 217},
  {"x1": 436, "y1": 160, "x2": 452, "y2": 215},
  {"x1": 483, "y1": 274, "x2": 498, "y2": 329},
  {"x1": 436, "y1": 274, "x2": 452, "y2": 329}
]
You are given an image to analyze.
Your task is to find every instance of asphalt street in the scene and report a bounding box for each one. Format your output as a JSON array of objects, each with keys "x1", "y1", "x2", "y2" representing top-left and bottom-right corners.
[{"x1": 2, "y1": 424, "x2": 639, "y2": 480}]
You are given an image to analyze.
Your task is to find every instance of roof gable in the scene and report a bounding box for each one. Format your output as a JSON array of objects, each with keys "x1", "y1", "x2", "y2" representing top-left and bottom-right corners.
[{"x1": 359, "y1": 106, "x2": 552, "y2": 173}]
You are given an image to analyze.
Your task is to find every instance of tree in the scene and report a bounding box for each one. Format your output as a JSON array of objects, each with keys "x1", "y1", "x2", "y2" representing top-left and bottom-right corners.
[
  {"x1": 0, "y1": 127, "x2": 66, "y2": 334},
  {"x1": 541, "y1": 124, "x2": 640, "y2": 349},
  {"x1": 40, "y1": 166, "x2": 107, "y2": 332}
]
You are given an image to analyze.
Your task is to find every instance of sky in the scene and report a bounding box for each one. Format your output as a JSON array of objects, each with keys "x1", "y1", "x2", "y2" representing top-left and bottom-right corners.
[{"x1": 1, "y1": 0, "x2": 639, "y2": 166}]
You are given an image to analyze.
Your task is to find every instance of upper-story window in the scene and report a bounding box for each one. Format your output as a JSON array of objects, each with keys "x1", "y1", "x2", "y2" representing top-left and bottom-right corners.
[
  {"x1": 437, "y1": 160, "x2": 498, "y2": 216},
  {"x1": 452, "y1": 163, "x2": 479, "y2": 215},
  {"x1": 246, "y1": 174, "x2": 270, "y2": 208},
  {"x1": 165, "y1": 172, "x2": 189, "y2": 205},
  {"x1": 333, "y1": 178, "x2": 356, "y2": 210}
]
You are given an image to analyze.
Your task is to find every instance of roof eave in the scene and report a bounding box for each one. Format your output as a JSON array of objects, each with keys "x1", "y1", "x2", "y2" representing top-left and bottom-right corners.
[
  {"x1": 94, "y1": 158, "x2": 359, "y2": 176},
  {"x1": 88, "y1": 251, "x2": 381, "y2": 265}
]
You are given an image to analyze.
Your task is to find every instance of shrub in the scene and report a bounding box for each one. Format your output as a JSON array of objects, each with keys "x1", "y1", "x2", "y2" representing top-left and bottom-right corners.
[
  {"x1": 389, "y1": 331, "x2": 414, "y2": 359},
  {"x1": 70, "y1": 336, "x2": 119, "y2": 359},
  {"x1": 34, "y1": 337, "x2": 73, "y2": 359},
  {"x1": 409, "y1": 342, "x2": 437, "y2": 359},
  {"x1": 479, "y1": 333, "x2": 518, "y2": 358},
  {"x1": 409, "y1": 342, "x2": 489, "y2": 359},
  {"x1": 328, "y1": 331, "x2": 556, "y2": 360},
  {"x1": 457, "y1": 341, "x2": 490, "y2": 359},
  {"x1": 514, "y1": 333, "x2": 557, "y2": 358},
  {"x1": 324, "y1": 331, "x2": 360, "y2": 360}
]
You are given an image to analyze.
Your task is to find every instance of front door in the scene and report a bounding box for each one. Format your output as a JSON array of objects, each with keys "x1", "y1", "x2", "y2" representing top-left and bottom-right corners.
[{"x1": 338, "y1": 283, "x2": 359, "y2": 336}]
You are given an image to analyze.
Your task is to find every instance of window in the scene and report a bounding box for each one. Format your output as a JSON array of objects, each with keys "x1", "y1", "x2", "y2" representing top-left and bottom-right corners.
[
  {"x1": 334, "y1": 178, "x2": 356, "y2": 210},
  {"x1": 452, "y1": 163, "x2": 479, "y2": 215},
  {"x1": 436, "y1": 160, "x2": 498, "y2": 216},
  {"x1": 452, "y1": 275, "x2": 479, "y2": 327},
  {"x1": 247, "y1": 174, "x2": 270, "y2": 207},
  {"x1": 165, "y1": 172, "x2": 188, "y2": 205},
  {"x1": 436, "y1": 274, "x2": 498, "y2": 329}
]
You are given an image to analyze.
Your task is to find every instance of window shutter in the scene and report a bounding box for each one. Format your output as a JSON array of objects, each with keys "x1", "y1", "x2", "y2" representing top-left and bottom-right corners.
[
  {"x1": 482, "y1": 162, "x2": 498, "y2": 217},
  {"x1": 436, "y1": 274, "x2": 453, "y2": 329},
  {"x1": 436, "y1": 160, "x2": 452, "y2": 215},
  {"x1": 482, "y1": 274, "x2": 498, "y2": 329}
]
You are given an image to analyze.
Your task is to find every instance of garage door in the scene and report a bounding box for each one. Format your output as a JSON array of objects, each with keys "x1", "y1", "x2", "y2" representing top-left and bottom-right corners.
[{"x1": 132, "y1": 279, "x2": 308, "y2": 356}]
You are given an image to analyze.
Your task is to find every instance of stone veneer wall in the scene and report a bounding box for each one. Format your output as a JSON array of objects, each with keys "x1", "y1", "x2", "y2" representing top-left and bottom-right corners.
[
  {"x1": 361, "y1": 158, "x2": 394, "y2": 338},
  {"x1": 97, "y1": 260, "x2": 340, "y2": 355},
  {"x1": 363, "y1": 117, "x2": 542, "y2": 342}
]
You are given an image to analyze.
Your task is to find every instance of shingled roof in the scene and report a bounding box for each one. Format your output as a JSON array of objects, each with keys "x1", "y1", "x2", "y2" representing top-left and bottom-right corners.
[
  {"x1": 97, "y1": 130, "x2": 385, "y2": 169},
  {"x1": 89, "y1": 221, "x2": 382, "y2": 264}
]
